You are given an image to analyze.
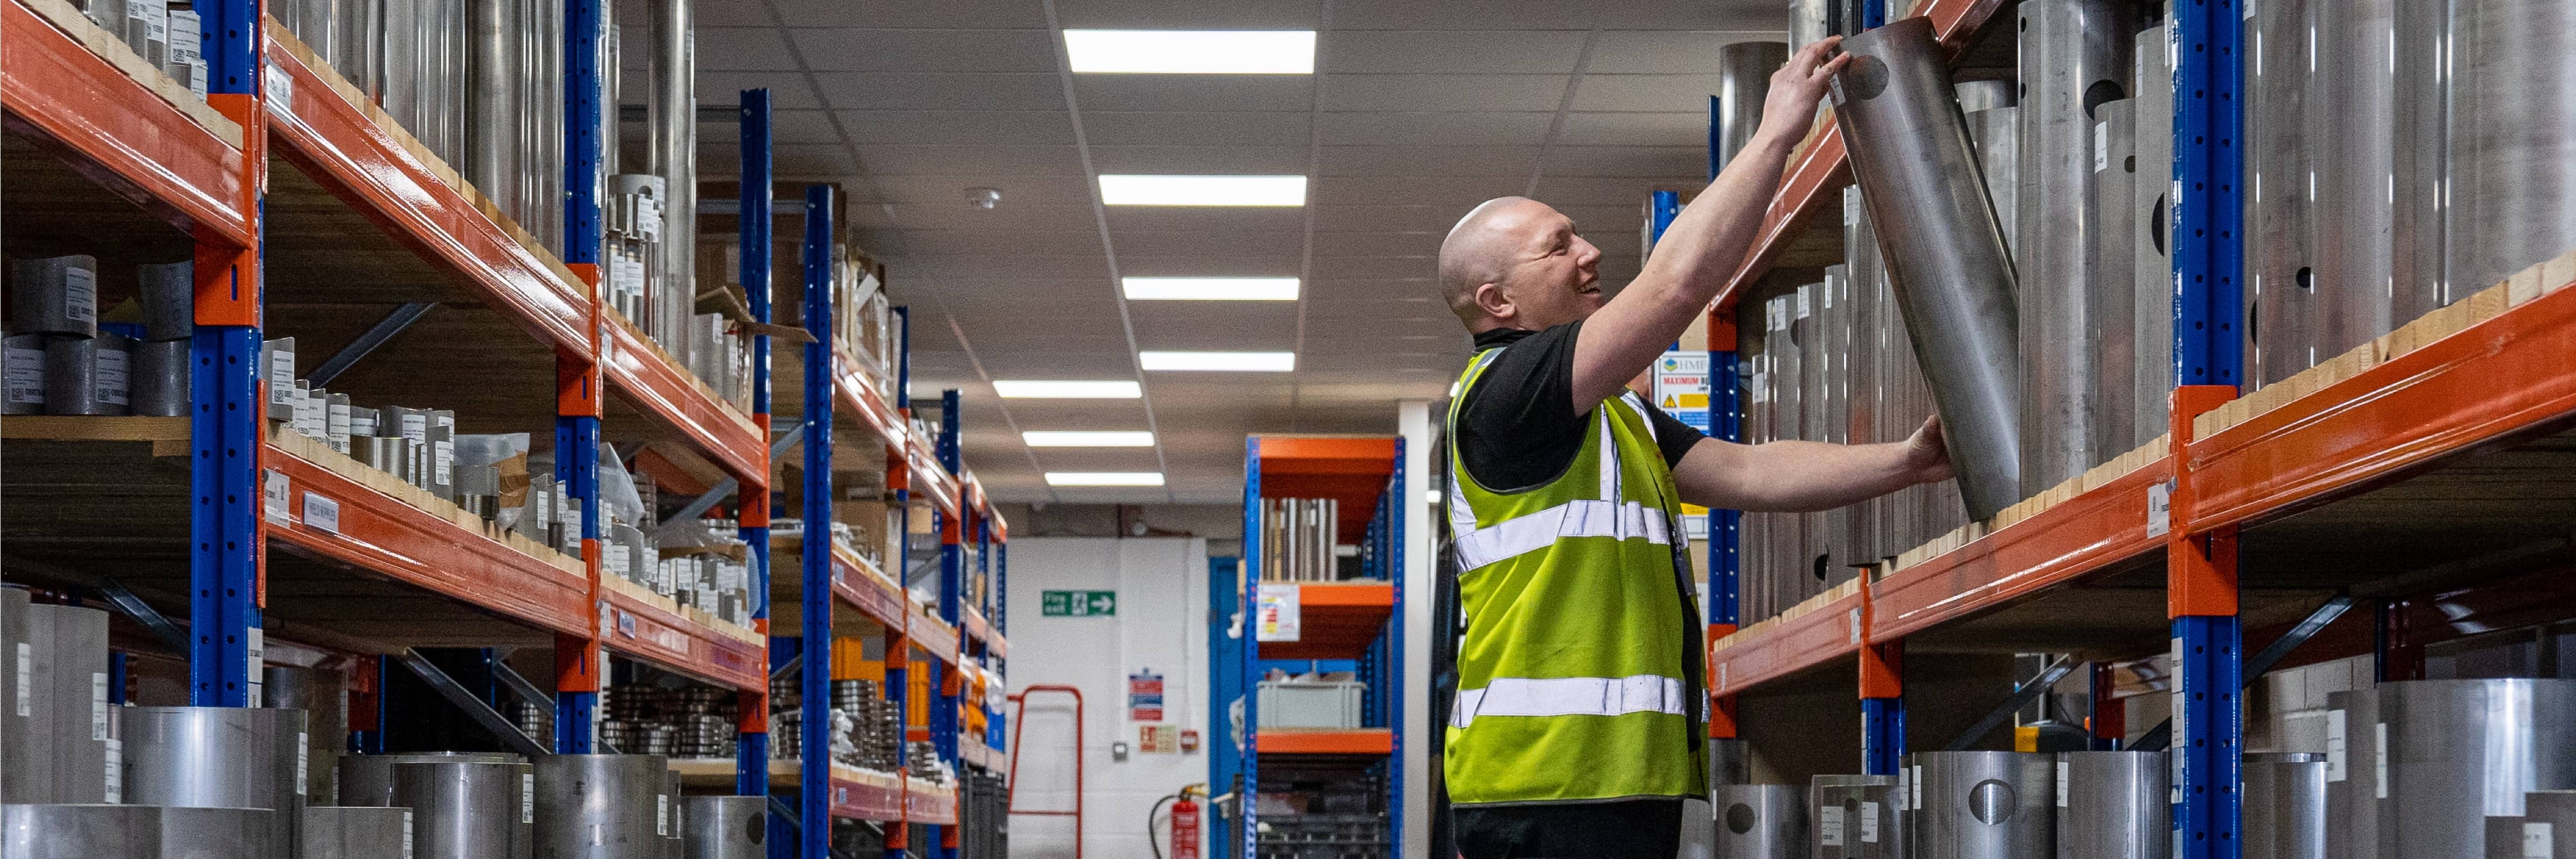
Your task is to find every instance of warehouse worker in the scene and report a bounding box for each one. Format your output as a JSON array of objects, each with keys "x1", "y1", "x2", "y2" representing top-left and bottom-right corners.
[{"x1": 1437, "y1": 37, "x2": 1952, "y2": 857}]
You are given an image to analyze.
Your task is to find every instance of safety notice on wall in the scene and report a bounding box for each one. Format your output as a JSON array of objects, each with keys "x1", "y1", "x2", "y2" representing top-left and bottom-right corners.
[
  {"x1": 1255, "y1": 584, "x2": 1301, "y2": 642},
  {"x1": 1655, "y1": 352, "x2": 1711, "y2": 432},
  {"x1": 1128, "y1": 671, "x2": 1165, "y2": 722}
]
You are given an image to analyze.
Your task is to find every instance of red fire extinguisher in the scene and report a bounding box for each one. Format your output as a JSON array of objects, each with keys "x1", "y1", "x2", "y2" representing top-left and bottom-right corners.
[{"x1": 1155, "y1": 785, "x2": 1205, "y2": 859}]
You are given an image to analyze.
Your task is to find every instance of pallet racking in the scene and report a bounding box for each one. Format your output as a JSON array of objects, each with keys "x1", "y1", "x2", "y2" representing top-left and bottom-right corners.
[
  {"x1": 1689, "y1": 4, "x2": 2576, "y2": 859},
  {"x1": 1214, "y1": 436, "x2": 1408, "y2": 859},
  {"x1": 0, "y1": 5, "x2": 1008, "y2": 857}
]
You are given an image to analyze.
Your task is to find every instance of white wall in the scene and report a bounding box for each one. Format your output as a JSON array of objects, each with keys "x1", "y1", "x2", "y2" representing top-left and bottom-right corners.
[{"x1": 1007, "y1": 537, "x2": 1212, "y2": 858}]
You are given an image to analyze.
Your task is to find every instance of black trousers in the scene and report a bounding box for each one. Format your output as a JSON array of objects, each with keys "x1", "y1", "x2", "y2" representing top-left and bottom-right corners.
[{"x1": 1452, "y1": 798, "x2": 1682, "y2": 858}]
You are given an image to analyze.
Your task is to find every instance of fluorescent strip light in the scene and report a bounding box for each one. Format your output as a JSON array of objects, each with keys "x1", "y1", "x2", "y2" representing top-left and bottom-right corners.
[
  {"x1": 1123, "y1": 277, "x2": 1300, "y2": 301},
  {"x1": 1138, "y1": 351, "x2": 1297, "y2": 372},
  {"x1": 1023, "y1": 431, "x2": 1157, "y2": 447},
  {"x1": 1065, "y1": 30, "x2": 1316, "y2": 74},
  {"x1": 993, "y1": 380, "x2": 1143, "y2": 399},
  {"x1": 1099, "y1": 174, "x2": 1307, "y2": 207},
  {"x1": 1045, "y1": 472, "x2": 1167, "y2": 487}
]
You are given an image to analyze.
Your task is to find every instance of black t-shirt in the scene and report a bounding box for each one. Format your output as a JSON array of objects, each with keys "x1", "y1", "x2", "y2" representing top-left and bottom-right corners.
[{"x1": 1455, "y1": 322, "x2": 1710, "y2": 493}]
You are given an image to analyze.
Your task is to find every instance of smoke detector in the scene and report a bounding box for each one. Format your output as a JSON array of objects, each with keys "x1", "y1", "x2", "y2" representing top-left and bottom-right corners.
[{"x1": 965, "y1": 187, "x2": 1001, "y2": 209}]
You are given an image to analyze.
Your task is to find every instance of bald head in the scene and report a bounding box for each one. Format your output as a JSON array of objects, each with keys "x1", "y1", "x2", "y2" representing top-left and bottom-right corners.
[
  {"x1": 1436, "y1": 196, "x2": 1603, "y2": 333},
  {"x1": 1438, "y1": 196, "x2": 1547, "y2": 325}
]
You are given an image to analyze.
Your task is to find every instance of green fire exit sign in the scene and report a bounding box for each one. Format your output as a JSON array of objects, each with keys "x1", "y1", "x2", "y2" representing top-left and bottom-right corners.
[{"x1": 1042, "y1": 590, "x2": 1117, "y2": 617}]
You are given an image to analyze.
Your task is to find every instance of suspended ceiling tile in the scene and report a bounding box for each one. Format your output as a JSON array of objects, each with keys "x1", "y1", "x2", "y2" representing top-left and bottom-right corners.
[
  {"x1": 1586, "y1": 30, "x2": 1789, "y2": 73},
  {"x1": 694, "y1": 71, "x2": 826, "y2": 108},
  {"x1": 1081, "y1": 112, "x2": 1315, "y2": 148},
  {"x1": 837, "y1": 111, "x2": 1079, "y2": 146},
  {"x1": 1557, "y1": 110, "x2": 1721, "y2": 148},
  {"x1": 1570, "y1": 74, "x2": 1730, "y2": 112},
  {"x1": 1541, "y1": 144, "x2": 1707, "y2": 178},
  {"x1": 788, "y1": 28, "x2": 1060, "y2": 74},
  {"x1": 1309, "y1": 174, "x2": 1533, "y2": 207},
  {"x1": 1316, "y1": 145, "x2": 1541, "y2": 177},
  {"x1": 1052, "y1": 0, "x2": 1327, "y2": 28},
  {"x1": 1084, "y1": 144, "x2": 1312, "y2": 176},
  {"x1": 698, "y1": 27, "x2": 802, "y2": 72},
  {"x1": 1325, "y1": 30, "x2": 1589, "y2": 74},
  {"x1": 851, "y1": 174, "x2": 1097, "y2": 206},
  {"x1": 1070, "y1": 76, "x2": 1318, "y2": 112},
  {"x1": 851, "y1": 144, "x2": 1090, "y2": 177},
  {"x1": 764, "y1": 0, "x2": 1051, "y2": 29},
  {"x1": 1332, "y1": 0, "x2": 1603, "y2": 31},
  {"x1": 1313, "y1": 111, "x2": 1557, "y2": 147},
  {"x1": 811, "y1": 72, "x2": 1070, "y2": 112},
  {"x1": 1321, "y1": 74, "x2": 1572, "y2": 112}
]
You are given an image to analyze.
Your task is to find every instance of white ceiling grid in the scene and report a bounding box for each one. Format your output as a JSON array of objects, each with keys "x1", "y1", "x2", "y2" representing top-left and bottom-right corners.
[{"x1": 663, "y1": 0, "x2": 1785, "y2": 504}]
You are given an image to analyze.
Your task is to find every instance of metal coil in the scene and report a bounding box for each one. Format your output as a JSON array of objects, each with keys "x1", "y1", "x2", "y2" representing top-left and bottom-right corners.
[
  {"x1": 11, "y1": 256, "x2": 100, "y2": 337},
  {"x1": 129, "y1": 338, "x2": 189, "y2": 417},
  {"x1": 336, "y1": 751, "x2": 532, "y2": 858},
  {"x1": 42, "y1": 335, "x2": 117, "y2": 416},
  {"x1": 138, "y1": 260, "x2": 193, "y2": 341},
  {"x1": 3, "y1": 804, "x2": 158, "y2": 858}
]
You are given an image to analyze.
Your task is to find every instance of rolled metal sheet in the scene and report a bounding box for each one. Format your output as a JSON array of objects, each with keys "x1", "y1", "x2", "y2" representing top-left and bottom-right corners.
[
  {"x1": 30, "y1": 603, "x2": 114, "y2": 804},
  {"x1": 2520, "y1": 791, "x2": 2576, "y2": 858},
  {"x1": 466, "y1": 0, "x2": 520, "y2": 222},
  {"x1": 661, "y1": 765, "x2": 684, "y2": 854},
  {"x1": 2387, "y1": 0, "x2": 2448, "y2": 317},
  {"x1": 534, "y1": 753, "x2": 668, "y2": 858},
  {"x1": 11, "y1": 256, "x2": 100, "y2": 337},
  {"x1": 3, "y1": 333, "x2": 45, "y2": 414},
  {"x1": 2015, "y1": 0, "x2": 2133, "y2": 494},
  {"x1": 122, "y1": 707, "x2": 280, "y2": 811},
  {"x1": 1840, "y1": 187, "x2": 1885, "y2": 565},
  {"x1": 2243, "y1": 752, "x2": 2324, "y2": 859},
  {"x1": 43, "y1": 336, "x2": 109, "y2": 416},
  {"x1": 1829, "y1": 17, "x2": 2023, "y2": 521},
  {"x1": 2322, "y1": 688, "x2": 2381, "y2": 859},
  {"x1": 2129, "y1": 24, "x2": 2174, "y2": 448},
  {"x1": 402, "y1": 753, "x2": 533, "y2": 859},
  {"x1": 334, "y1": 751, "x2": 519, "y2": 805},
  {"x1": 4, "y1": 803, "x2": 159, "y2": 858},
  {"x1": 303, "y1": 806, "x2": 415, "y2": 859},
  {"x1": 0, "y1": 588, "x2": 36, "y2": 802},
  {"x1": 1717, "y1": 42, "x2": 1789, "y2": 173},
  {"x1": 1811, "y1": 774, "x2": 1894, "y2": 859},
  {"x1": 1913, "y1": 751, "x2": 2052, "y2": 859},
  {"x1": 2444, "y1": 0, "x2": 2576, "y2": 301},
  {"x1": 2245, "y1": 0, "x2": 2314, "y2": 387},
  {"x1": 1710, "y1": 779, "x2": 1813, "y2": 851},
  {"x1": 138, "y1": 260, "x2": 193, "y2": 341},
  {"x1": 2088, "y1": 98, "x2": 2139, "y2": 460},
  {"x1": 159, "y1": 806, "x2": 273, "y2": 859},
  {"x1": 2380, "y1": 679, "x2": 2576, "y2": 858},
  {"x1": 2057, "y1": 750, "x2": 2167, "y2": 859},
  {"x1": 2307, "y1": 0, "x2": 2397, "y2": 373},
  {"x1": 648, "y1": 0, "x2": 696, "y2": 356},
  {"x1": 682, "y1": 796, "x2": 765, "y2": 859},
  {"x1": 130, "y1": 338, "x2": 189, "y2": 417}
]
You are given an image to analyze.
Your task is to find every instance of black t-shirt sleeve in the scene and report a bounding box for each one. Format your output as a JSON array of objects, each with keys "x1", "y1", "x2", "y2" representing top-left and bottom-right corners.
[{"x1": 1457, "y1": 322, "x2": 1711, "y2": 492}]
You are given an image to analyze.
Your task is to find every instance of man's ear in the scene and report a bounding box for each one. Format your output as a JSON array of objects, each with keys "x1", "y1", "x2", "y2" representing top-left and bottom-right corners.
[{"x1": 1472, "y1": 282, "x2": 1513, "y2": 322}]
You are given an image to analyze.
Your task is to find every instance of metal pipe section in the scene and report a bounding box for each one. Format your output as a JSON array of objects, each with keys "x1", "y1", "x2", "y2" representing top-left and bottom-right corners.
[
  {"x1": 2379, "y1": 679, "x2": 2576, "y2": 858},
  {"x1": 2057, "y1": 750, "x2": 2167, "y2": 859},
  {"x1": 2087, "y1": 98, "x2": 2139, "y2": 458},
  {"x1": 303, "y1": 806, "x2": 416, "y2": 858},
  {"x1": 2443, "y1": 0, "x2": 2576, "y2": 301},
  {"x1": 1715, "y1": 41, "x2": 1788, "y2": 173},
  {"x1": 1829, "y1": 17, "x2": 2023, "y2": 521},
  {"x1": 27, "y1": 603, "x2": 114, "y2": 804},
  {"x1": 1913, "y1": 751, "x2": 2052, "y2": 859},
  {"x1": 3, "y1": 804, "x2": 159, "y2": 858},
  {"x1": 1810, "y1": 774, "x2": 1894, "y2": 859},
  {"x1": 2129, "y1": 24, "x2": 2172, "y2": 447},
  {"x1": 159, "y1": 806, "x2": 276, "y2": 859},
  {"x1": 1715, "y1": 783, "x2": 1806, "y2": 858},
  {"x1": 0, "y1": 588, "x2": 35, "y2": 800},
  {"x1": 466, "y1": 0, "x2": 518, "y2": 214},
  {"x1": 2242, "y1": 752, "x2": 2324, "y2": 859},
  {"x1": 2244, "y1": 0, "x2": 2312, "y2": 387},
  {"x1": 121, "y1": 706, "x2": 280, "y2": 811},
  {"x1": 648, "y1": 0, "x2": 696, "y2": 355},
  {"x1": 533, "y1": 753, "x2": 668, "y2": 858},
  {"x1": 2322, "y1": 688, "x2": 2380, "y2": 859},
  {"x1": 682, "y1": 796, "x2": 765, "y2": 859},
  {"x1": 337, "y1": 752, "x2": 532, "y2": 858},
  {"x1": 266, "y1": 665, "x2": 348, "y2": 804},
  {"x1": 2310, "y1": 0, "x2": 2399, "y2": 375},
  {"x1": 2014, "y1": 0, "x2": 2134, "y2": 494}
]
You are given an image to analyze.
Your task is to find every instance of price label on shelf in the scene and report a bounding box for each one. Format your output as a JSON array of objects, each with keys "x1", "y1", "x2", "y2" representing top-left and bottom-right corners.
[{"x1": 304, "y1": 493, "x2": 341, "y2": 534}]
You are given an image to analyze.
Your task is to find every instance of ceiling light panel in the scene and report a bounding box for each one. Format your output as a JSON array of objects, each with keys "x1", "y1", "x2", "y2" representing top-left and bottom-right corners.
[
  {"x1": 1065, "y1": 30, "x2": 1316, "y2": 75},
  {"x1": 1099, "y1": 174, "x2": 1307, "y2": 207},
  {"x1": 1023, "y1": 431, "x2": 1158, "y2": 447},
  {"x1": 1138, "y1": 351, "x2": 1297, "y2": 372},
  {"x1": 993, "y1": 380, "x2": 1144, "y2": 398},
  {"x1": 1122, "y1": 277, "x2": 1300, "y2": 301},
  {"x1": 1045, "y1": 472, "x2": 1168, "y2": 486}
]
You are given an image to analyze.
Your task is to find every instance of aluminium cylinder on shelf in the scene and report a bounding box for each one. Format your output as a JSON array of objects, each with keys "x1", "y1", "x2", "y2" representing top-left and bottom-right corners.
[
  {"x1": 1716, "y1": 783, "x2": 1807, "y2": 858},
  {"x1": 1960, "y1": 103, "x2": 2017, "y2": 256},
  {"x1": 661, "y1": 765, "x2": 685, "y2": 853},
  {"x1": 1840, "y1": 189, "x2": 1885, "y2": 566},
  {"x1": 129, "y1": 338, "x2": 189, "y2": 416},
  {"x1": 2242, "y1": 752, "x2": 2325, "y2": 859},
  {"x1": 2515, "y1": 791, "x2": 2576, "y2": 859},
  {"x1": 2129, "y1": 24, "x2": 2174, "y2": 448},
  {"x1": 29, "y1": 603, "x2": 115, "y2": 804},
  {"x1": 466, "y1": 0, "x2": 521, "y2": 225},
  {"x1": 1829, "y1": 16, "x2": 2023, "y2": 521},
  {"x1": 122, "y1": 706, "x2": 280, "y2": 811},
  {"x1": 2386, "y1": 0, "x2": 2447, "y2": 317},
  {"x1": 2057, "y1": 750, "x2": 2168, "y2": 859},
  {"x1": 336, "y1": 752, "x2": 531, "y2": 858},
  {"x1": 2380, "y1": 679, "x2": 2576, "y2": 858},
  {"x1": 264, "y1": 665, "x2": 347, "y2": 800},
  {"x1": 0, "y1": 588, "x2": 35, "y2": 802},
  {"x1": 2443, "y1": 0, "x2": 2576, "y2": 302},
  {"x1": 2245, "y1": 0, "x2": 2314, "y2": 388},
  {"x1": 1811, "y1": 774, "x2": 1894, "y2": 859},
  {"x1": 682, "y1": 795, "x2": 764, "y2": 859},
  {"x1": 159, "y1": 806, "x2": 275, "y2": 859},
  {"x1": 1914, "y1": 751, "x2": 2052, "y2": 859},
  {"x1": 534, "y1": 753, "x2": 669, "y2": 858},
  {"x1": 2307, "y1": 0, "x2": 2399, "y2": 372},
  {"x1": 2322, "y1": 688, "x2": 2380, "y2": 859},
  {"x1": 1716, "y1": 41, "x2": 1789, "y2": 173},
  {"x1": 138, "y1": 260, "x2": 193, "y2": 341},
  {"x1": 379, "y1": 0, "x2": 421, "y2": 141},
  {"x1": 303, "y1": 806, "x2": 415, "y2": 859},
  {"x1": 2088, "y1": 98, "x2": 2139, "y2": 460},
  {"x1": 2015, "y1": 0, "x2": 2133, "y2": 495},
  {"x1": 3, "y1": 803, "x2": 160, "y2": 858},
  {"x1": 648, "y1": 0, "x2": 696, "y2": 353},
  {"x1": 3, "y1": 333, "x2": 44, "y2": 414},
  {"x1": 11, "y1": 255, "x2": 100, "y2": 337}
]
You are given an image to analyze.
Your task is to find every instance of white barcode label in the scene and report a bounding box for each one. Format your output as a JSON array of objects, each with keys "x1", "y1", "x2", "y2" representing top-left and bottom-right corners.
[
  {"x1": 656, "y1": 794, "x2": 669, "y2": 835},
  {"x1": 2325, "y1": 709, "x2": 2348, "y2": 782},
  {"x1": 1796, "y1": 288, "x2": 1812, "y2": 319},
  {"x1": 245, "y1": 627, "x2": 265, "y2": 707},
  {"x1": 264, "y1": 61, "x2": 291, "y2": 108},
  {"x1": 96, "y1": 348, "x2": 129, "y2": 405},
  {"x1": 1860, "y1": 802, "x2": 1880, "y2": 842},
  {"x1": 404, "y1": 811, "x2": 415, "y2": 859},
  {"x1": 1843, "y1": 190, "x2": 1860, "y2": 225},
  {"x1": 105, "y1": 738, "x2": 122, "y2": 802},
  {"x1": 92, "y1": 672, "x2": 110, "y2": 739},
  {"x1": 400, "y1": 412, "x2": 427, "y2": 441},
  {"x1": 15, "y1": 643, "x2": 31, "y2": 716},
  {"x1": 264, "y1": 469, "x2": 293, "y2": 526},
  {"x1": 2527, "y1": 822, "x2": 2556, "y2": 859},
  {"x1": 2374, "y1": 722, "x2": 2390, "y2": 799},
  {"x1": 6, "y1": 347, "x2": 45, "y2": 405},
  {"x1": 2095, "y1": 121, "x2": 2111, "y2": 172},
  {"x1": 1895, "y1": 766, "x2": 1910, "y2": 812},
  {"x1": 433, "y1": 440, "x2": 453, "y2": 485},
  {"x1": 1819, "y1": 805, "x2": 1843, "y2": 846},
  {"x1": 64, "y1": 266, "x2": 99, "y2": 323},
  {"x1": 522, "y1": 772, "x2": 536, "y2": 822},
  {"x1": 2058, "y1": 759, "x2": 2070, "y2": 807},
  {"x1": 1912, "y1": 765, "x2": 1923, "y2": 809}
]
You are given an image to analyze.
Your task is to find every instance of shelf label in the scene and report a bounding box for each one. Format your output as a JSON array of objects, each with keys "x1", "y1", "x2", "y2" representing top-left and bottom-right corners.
[
  {"x1": 523, "y1": 773, "x2": 536, "y2": 822},
  {"x1": 303, "y1": 492, "x2": 341, "y2": 535},
  {"x1": 2147, "y1": 479, "x2": 2172, "y2": 537},
  {"x1": 105, "y1": 738, "x2": 121, "y2": 802},
  {"x1": 2527, "y1": 822, "x2": 2555, "y2": 859},
  {"x1": 1655, "y1": 351, "x2": 1712, "y2": 432},
  {"x1": 2374, "y1": 722, "x2": 2389, "y2": 799},
  {"x1": 2325, "y1": 709, "x2": 2348, "y2": 781},
  {"x1": 264, "y1": 61, "x2": 292, "y2": 112},
  {"x1": 1254, "y1": 585, "x2": 1300, "y2": 642},
  {"x1": 265, "y1": 469, "x2": 293, "y2": 526},
  {"x1": 14, "y1": 643, "x2": 30, "y2": 716},
  {"x1": 245, "y1": 627, "x2": 264, "y2": 707},
  {"x1": 2058, "y1": 759, "x2": 2070, "y2": 807},
  {"x1": 92, "y1": 672, "x2": 109, "y2": 740},
  {"x1": 1819, "y1": 804, "x2": 1844, "y2": 847},
  {"x1": 1860, "y1": 802, "x2": 1880, "y2": 842},
  {"x1": 296, "y1": 732, "x2": 309, "y2": 795},
  {"x1": 656, "y1": 793, "x2": 669, "y2": 835},
  {"x1": 1848, "y1": 607, "x2": 1863, "y2": 644}
]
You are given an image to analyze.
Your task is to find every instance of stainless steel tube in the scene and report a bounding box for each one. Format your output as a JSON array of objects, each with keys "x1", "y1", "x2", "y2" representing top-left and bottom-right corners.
[
  {"x1": 4, "y1": 804, "x2": 159, "y2": 858},
  {"x1": 2306, "y1": 0, "x2": 2397, "y2": 371},
  {"x1": 2130, "y1": 24, "x2": 2173, "y2": 447},
  {"x1": 1811, "y1": 774, "x2": 1893, "y2": 859},
  {"x1": 2242, "y1": 752, "x2": 2324, "y2": 859},
  {"x1": 1717, "y1": 42, "x2": 1789, "y2": 173},
  {"x1": 1829, "y1": 17, "x2": 2023, "y2": 520},
  {"x1": 11, "y1": 255, "x2": 100, "y2": 337},
  {"x1": 139, "y1": 260, "x2": 193, "y2": 341},
  {"x1": 2015, "y1": 0, "x2": 2133, "y2": 493},
  {"x1": 1914, "y1": 751, "x2": 2052, "y2": 859},
  {"x1": 380, "y1": 0, "x2": 420, "y2": 136},
  {"x1": 122, "y1": 706, "x2": 280, "y2": 810},
  {"x1": 1715, "y1": 783, "x2": 1807, "y2": 858},
  {"x1": 30, "y1": 603, "x2": 114, "y2": 804},
  {"x1": 2057, "y1": 751, "x2": 2167, "y2": 859},
  {"x1": 1962, "y1": 104, "x2": 2017, "y2": 256},
  {"x1": 2380, "y1": 679, "x2": 2576, "y2": 858},
  {"x1": 159, "y1": 806, "x2": 274, "y2": 859},
  {"x1": 303, "y1": 806, "x2": 416, "y2": 859},
  {"x1": 2088, "y1": 98, "x2": 2139, "y2": 459},
  {"x1": 2245, "y1": 0, "x2": 2313, "y2": 387},
  {"x1": 2322, "y1": 688, "x2": 2380, "y2": 859},
  {"x1": 683, "y1": 796, "x2": 764, "y2": 859},
  {"x1": 130, "y1": 338, "x2": 189, "y2": 416},
  {"x1": 648, "y1": 0, "x2": 695, "y2": 353},
  {"x1": 534, "y1": 753, "x2": 669, "y2": 858},
  {"x1": 661, "y1": 766, "x2": 686, "y2": 854},
  {"x1": 2388, "y1": 0, "x2": 2448, "y2": 317},
  {"x1": 2443, "y1": 0, "x2": 2576, "y2": 301},
  {"x1": 336, "y1": 752, "x2": 531, "y2": 858},
  {"x1": 467, "y1": 0, "x2": 520, "y2": 219},
  {"x1": 0, "y1": 588, "x2": 35, "y2": 802}
]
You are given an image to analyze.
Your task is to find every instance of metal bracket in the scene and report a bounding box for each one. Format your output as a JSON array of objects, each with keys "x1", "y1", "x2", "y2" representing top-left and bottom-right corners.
[
  {"x1": 393, "y1": 648, "x2": 549, "y2": 758},
  {"x1": 306, "y1": 302, "x2": 437, "y2": 387},
  {"x1": 653, "y1": 425, "x2": 803, "y2": 536},
  {"x1": 1942, "y1": 654, "x2": 2076, "y2": 752},
  {"x1": 2127, "y1": 593, "x2": 2355, "y2": 752},
  {"x1": 92, "y1": 578, "x2": 191, "y2": 653}
]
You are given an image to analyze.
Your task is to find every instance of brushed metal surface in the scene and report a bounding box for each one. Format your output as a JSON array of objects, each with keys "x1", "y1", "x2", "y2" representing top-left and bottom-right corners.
[
  {"x1": 1913, "y1": 752, "x2": 2052, "y2": 859},
  {"x1": 302, "y1": 806, "x2": 415, "y2": 859},
  {"x1": 157, "y1": 806, "x2": 273, "y2": 859},
  {"x1": 2243, "y1": 752, "x2": 2325, "y2": 859},
  {"x1": 2057, "y1": 751, "x2": 2167, "y2": 859},
  {"x1": 263, "y1": 666, "x2": 345, "y2": 805},
  {"x1": 2088, "y1": 99, "x2": 2140, "y2": 458},
  {"x1": 0, "y1": 588, "x2": 31, "y2": 802},
  {"x1": 1717, "y1": 42, "x2": 1790, "y2": 173},
  {"x1": 1812, "y1": 774, "x2": 1896, "y2": 859},
  {"x1": 1717, "y1": 783, "x2": 1807, "y2": 859},
  {"x1": 2245, "y1": 0, "x2": 2313, "y2": 387},
  {"x1": 534, "y1": 753, "x2": 669, "y2": 859},
  {"x1": 122, "y1": 707, "x2": 279, "y2": 812},
  {"x1": 2014, "y1": 0, "x2": 2134, "y2": 493},
  {"x1": 2322, "y1": 689, "x2": 2381, "y2": 859},
  {"x1": 466, "y1": 0, "x2": 520, "y2": 223},
  {"x1": 2307, "y1": 0, "x2": 2398, "y2": 371},
  {"x1": 338, "y1": 752, "x2": 532, "y2": 858},
  {"x1": 2381, "y1": 679, "x2": 2576, "y2": 858},
  {"x1": 1831, "y1": 17, "x2": 2023, "y2": 520},
  {"x1": 30, "y1": 603, "x2": 113, "y2": 803},
  {"x1": 2443, "y1": 0, "x2": 2576, "y2": 301},
  {"x1": 682, "y1": 795, "x2": 764, "y2": 859},
  {"x1": 2130, "y1": 24, "x2": 2173, "y2": 448},
  {"x1": 3, "y1": 803, "x2": 158, "y2": 858}
]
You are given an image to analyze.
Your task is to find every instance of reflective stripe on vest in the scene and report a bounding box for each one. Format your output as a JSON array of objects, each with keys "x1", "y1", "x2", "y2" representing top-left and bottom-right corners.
[
  {"x1": 1446, "y1": 385, "x2": 1680, "y2": 572},
  {"x1": 1449, "y1": 674, "x2": 1689, "y2": 729}
]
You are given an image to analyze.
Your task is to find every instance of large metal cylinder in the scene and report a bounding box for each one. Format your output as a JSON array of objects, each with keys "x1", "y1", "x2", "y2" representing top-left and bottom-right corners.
[
  {"x1": 2322, "y1": 688, "x2": 2380, "y2": 859},
  {"x1": 4, "y1": 804, "x2": 159, "y2": 858},
  {"x1": 0, "y1": 588, "x2": 35, "y2": 802},
  {"x1": 683, "y1": 796, "x2": 765, "y2": 859},
  {"x1": 2057, "y1": 751, "x2": 2167, "y2": 859},
  {"x1": 1811, "y1": 774, "x2": 1896, "y2": 859},
  {"x1": 338, "y1": 752, "x2": 532, "y2": 858},
  {"x1": 2381, "y1": 679, "x2": 2576, "y2": 858},
  {"x1": 2130, "y1": 24, "x2": 2173, "y2": 447},
  {"x1": 535, "y1": 753, "x2": 670, "y2": 858},
  {"x1": 264, "y1": 665, "x2": 346, "y2": 800},
  {"x1": 2515, "y1": 791, "x2": 2576, "y2": 859},
  {"x1": 2015, "y1": 0, "x2": 2133, "y2": 493},
  {"x1": 2387, "y1": 0, "x2": 2449, "y2": 317},
  {"x1": 121, "y1": 707, "x2": 276, "y2": 810},
  {"x1": 2088, "y1": 98, "x2": 2139, "y2": 458},
  {"x1": 2244, "y1": 0, "x2": 2313, "y2": 387},
  {"x1": 1716, "y1": 783, "x2": 1807, "y2": 858},
  {"x1": 2445, "y1": 0, "x2": 2576, "y2": 300},
  {"x1": 466, "y1": 0, "x2": 520, "y2": 219},
  {"x1": 1914, "y1": 751, "x2": 2052, "y2": 859},
  {"x1": 1829, "y1": 17, "x2": 2023, "y2": 520},
  {"x1": 1716, "y1": 42, "x2": 1790, "y2": 173},
  {"x1": 11, "y1": 256, "x2": 100, "y2": 337},
  {"x1": 2307, "y1": 0, "x2": 2399, "y2": 373},
  {"x1": 28, "y1": 603, "x2": 114, "y2": 804},
  {"x1": 647, "y1": 0, "x2": 697, "y2": 354},
  {"x1": 303, "y1": 806, "x2": 416, "y2": 859},
  {"x1": 159, "y1": 806, "x2": 275, "y2": 859},
  {"x1": 2242, "y1": 752, "x2": 2325, "y2": 859}
]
